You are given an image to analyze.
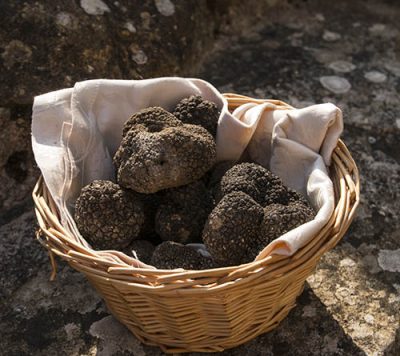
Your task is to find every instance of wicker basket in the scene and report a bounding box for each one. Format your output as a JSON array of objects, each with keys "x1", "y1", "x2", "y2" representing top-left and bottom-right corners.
[{"x1": 32, "y1": 94, "x2": 360, "y2": 353}]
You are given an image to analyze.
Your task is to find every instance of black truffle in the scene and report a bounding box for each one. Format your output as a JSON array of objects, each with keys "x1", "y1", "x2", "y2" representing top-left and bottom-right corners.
[
  {"x1": 155, "y1": 181, "x2": 213, "y2": 243},
  {"x1": 123, "y1": 239, "x2": 155, "y2": 264},
  {"x1": 173, "y1": 95, "x2": 220, "y2": 137},
  {"x1": 114, "y1": 107, "x2": 180, "y2": 170},
  {"x1": 255, "y1": 201, "x2": 316, "y2": 256},
  {"x1": 121, "y1": 106, "x2": 181, "y2": 138},
  {"x1": 114, "y1": 107, "x2": 217, "y2": 193},
  {"x1": 75, "y1": 180, "x2": 145, "y2": 250},
  {"x1": 215, "y1": 162, "x2": 290, "y2": 206},
  {"x1": 151, "y1": 241, "x2": 215, "y2": 270},
  {"x1": 202, "y1": 192, "x2": 264, "y2": 266}
]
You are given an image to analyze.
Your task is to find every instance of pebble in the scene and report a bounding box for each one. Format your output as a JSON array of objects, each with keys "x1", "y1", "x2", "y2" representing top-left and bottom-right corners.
[
  {"x1": 323, "y1": 30, "x2": 341, "y2": 42},
  {"x1": 64, "y1": 323, "x2": 80, "y2": 341},
  {"x1": 315, "y1": 13, "x2": 325, "y2": 22},
  {"x1": 384, "y1": 62, "x2": 400, "y2": 77},
  {"x1": 140, "y1": 12, "x2": 151, "y2": 29},
  {"x1": 320, "y1": 76, "x2": 351, "y2": 94},
  {"x1": 377, "y1": 249, "x2": 400, "y2": 272},
  {"x1": 55, "y1": 12, "x2": 75, "y2": 28},
  {"x1": 364, "y1": 71, "x2": 387, "y2": 83},
  {"x1": 364, "y1": 314, "x2": 375, "y2": 324},
  {"x1": 89, "y1": 316, "x2": 145, "y2": 355},
  {"x1": 302, "y1": 305, "x2": 317, "y2": 317},
  {"x1": 340, "y1": 257, "x2": 356, "y2": 267},
  {"x1": 328, "y1": 60, "x2": 356, "y2": 73},
  {"x1": 361, "y1": 254, "x2": 381, "y2": 274},
  {"x1": 323, "y1": 335, "x2": 339, "y2": 353},
  {"x1": 124, "y1": 21, "x2": 137, "y2": 33},
  {"x1": 396, "y1": 119, "x2": 400, "y2": 129},
  {"x1": 131, "y1": 49, "x2": 148, "y2": 65},
  {"x1": 368, "y1": 136, "x2": 376, "y2": 144},
  {"x1": 80, "y1": 0, "x2": 110, "y2": 16},
  {"x1": 155, "y1": 0, "x2": 175, "y2": 16},
  {"x1": 368, "y1": 23, "x2": 386, "y2": 34}
]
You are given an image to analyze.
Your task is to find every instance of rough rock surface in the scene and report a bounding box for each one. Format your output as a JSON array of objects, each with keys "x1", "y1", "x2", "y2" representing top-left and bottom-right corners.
[
  {"x1": 1, "y1": 0, "x2": 400, "y2": 355},
  {"x1": 0, "y1": 0, "x2": 279, "y2": 222}
]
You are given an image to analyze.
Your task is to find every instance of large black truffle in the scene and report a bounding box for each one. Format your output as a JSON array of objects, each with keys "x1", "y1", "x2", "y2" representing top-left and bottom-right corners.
[
  {"x1": 202, "y1": 192, "x2": 264, "y2": 266},
  {"x1": 173, "y1": 95, "x2": 220, "y2": 137},
  {"x1": 151, "y1": 241, "x2": 215, "y2": 270},
  {"x1": 75, "y1": 180, "x2": 145, "y2": 250},
  {"x1": 215, "y1": 162, "x2": 290, "y2": 206},
  {"x1": 155, "y1": 181, "x2": 213, "y2": 243},
  {"x1": 114, "y1": 107, "x2": 217, "y2": 193}
]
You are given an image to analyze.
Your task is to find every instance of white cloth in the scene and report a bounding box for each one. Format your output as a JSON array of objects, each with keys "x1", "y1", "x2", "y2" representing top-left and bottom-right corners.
[{"x1": 32, "y1": 78, "x2": 343, "y2": 259}]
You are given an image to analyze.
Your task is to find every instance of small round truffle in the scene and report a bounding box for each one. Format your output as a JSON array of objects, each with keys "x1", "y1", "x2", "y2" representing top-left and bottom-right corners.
[
  {"x1": 114, "y1": 109, "x2": 217, "y2": 193},
  {"x1": 255, "y1": 201, "x2": 316, "y2": 256},
  {"x1": 123, "y1": 239, "x2": 155, "y2": 264},
  {"x1": 202, "y1": 192, "x2": 264, "y2": 266},
  {"x1": 173, "y1": 95, "x2": 220, "y2": 137},
  {"x1": 215, "y1": 162, "x2": 289, "y2": 206},
  {"x1": 75, "y1": 180, "x2": 145, "y2": 250},
  {"x1": 155, "y1": 181, "x2": 213, "y2": 243},
  {"x1": 151, "y1": 241, "x2": 215, "y2": 270}
]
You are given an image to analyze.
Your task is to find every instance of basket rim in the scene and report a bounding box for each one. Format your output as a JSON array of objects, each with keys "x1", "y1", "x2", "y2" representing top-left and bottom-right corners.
[{"x1": 32, "y1": 94, "x2": 360, "y2": 290}]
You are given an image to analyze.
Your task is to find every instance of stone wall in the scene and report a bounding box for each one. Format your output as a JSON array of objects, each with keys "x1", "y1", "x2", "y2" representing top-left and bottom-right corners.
[{"x1": 0, "y1": 0, "x2": 277, "y2": 220}]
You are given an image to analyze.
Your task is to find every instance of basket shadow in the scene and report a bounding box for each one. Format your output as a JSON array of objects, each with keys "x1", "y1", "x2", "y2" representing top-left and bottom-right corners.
[
  {"x1": 383, "y1": 327, "x2": 400, "y2": 356},
  {"x1": 138, "y1": 282, "x2": 367, "y2": 356},
  {"x1": 212, "y1": 282, "x2": 365, "y2": 355}
]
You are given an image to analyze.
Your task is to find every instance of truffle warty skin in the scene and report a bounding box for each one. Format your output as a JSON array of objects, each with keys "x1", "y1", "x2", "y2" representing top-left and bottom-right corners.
[
  {"x1": 203, "y1": 162, "x2": 316, "y2": 265},
  {"x1": 202, "y1": 191, "x2": 265, "y2": 266},
  {"x1": 114, "y1": 106, "x2": 217, "y2": 193},
  {"x1": 173, "y1": 95, "x2": 221, "y2": 137},
  {"x1": 151, "y1": 241, "x2": 215, "y2": 270},
  {"x1": 74, "y1": 180, "x2": 145, "y2": 250}
]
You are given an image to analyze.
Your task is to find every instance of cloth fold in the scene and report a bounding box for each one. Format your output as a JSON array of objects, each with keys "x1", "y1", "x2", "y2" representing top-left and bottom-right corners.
[{"x1": 32, "y1": 77, "x2": 343, "y2": 260}]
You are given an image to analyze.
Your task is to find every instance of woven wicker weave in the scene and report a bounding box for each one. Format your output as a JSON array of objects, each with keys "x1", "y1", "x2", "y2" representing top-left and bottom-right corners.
[{"x1": 32, "y1": 94, "x2": 360, "y2": 353}]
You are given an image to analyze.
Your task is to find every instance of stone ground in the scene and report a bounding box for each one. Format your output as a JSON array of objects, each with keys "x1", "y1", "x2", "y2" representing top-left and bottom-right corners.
[{"x1": 1, "y1": 0, "x2": 400, "y2": 355}]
